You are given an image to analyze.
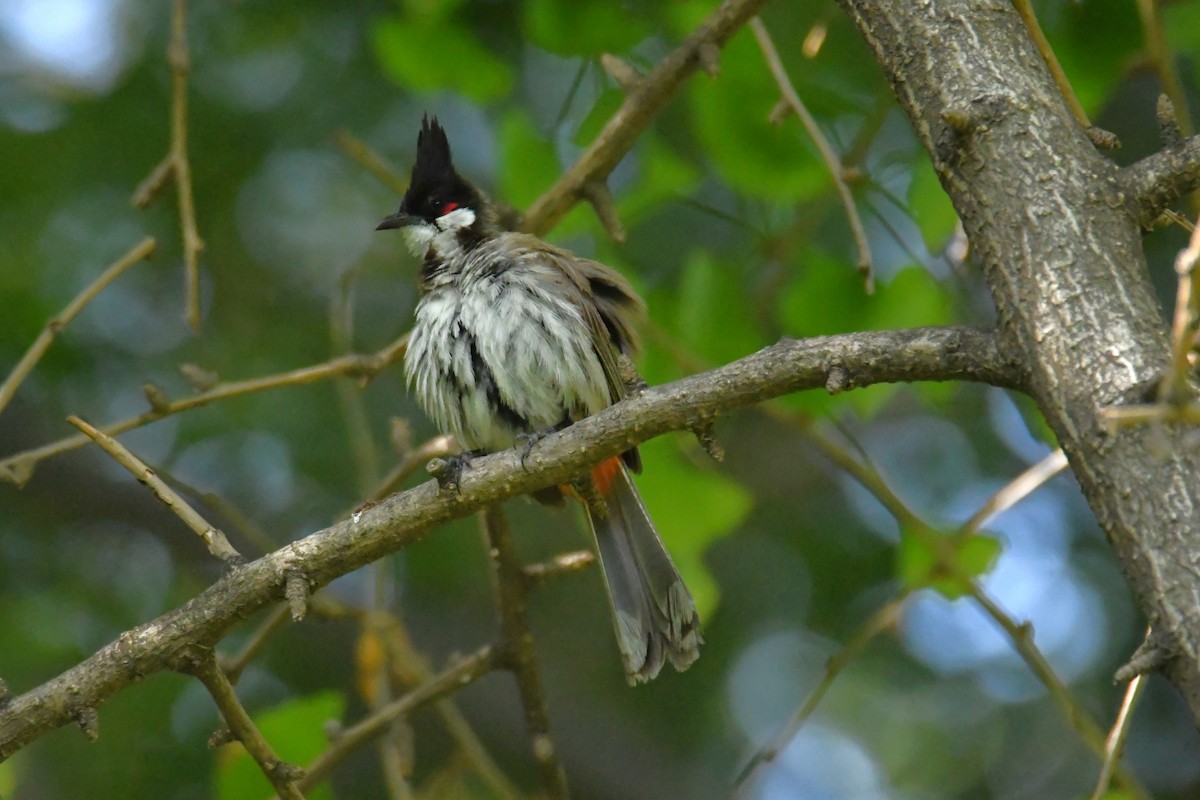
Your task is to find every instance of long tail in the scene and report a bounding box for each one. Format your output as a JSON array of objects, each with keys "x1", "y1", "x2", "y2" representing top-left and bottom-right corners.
[{"x1": 585, "y1": 456, "x2": 702, "y2": 684}]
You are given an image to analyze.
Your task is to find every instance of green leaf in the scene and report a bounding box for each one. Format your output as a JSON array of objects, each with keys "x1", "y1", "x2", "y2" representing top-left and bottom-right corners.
[
  {"x1": 372, "y1": 16, "x2": 512, "y2": 102},
  {"x1": 897, "y1": 528, "x2": 1001, "y2": 599},
  {"x1": 522, "y1": 0, "x2": 652, "y2": 56},
  {"x1": 691, "y1": 33, "x2": 830, "y2": 201},
  {"x1": 776, "y1": 257, "x2": 953, "y2": 418},
  {"x1": 496, "y1": 111, "x2": 561, "y2": 209},
  {"x1": 661, "y1": 249, "x2": 763, "y2": 366},
  {"x1": 907, "y1": 158, "x2": 958, "y2": 253},
  {"x1": 217, "y1": 691, "x2": 345, "y2": 800},
  {"x1": 634, "y1": 437, "x2": 752, "y2": 620},
  {"x1": 572, "y1": 88, "x2": 623, "y2": 147}
]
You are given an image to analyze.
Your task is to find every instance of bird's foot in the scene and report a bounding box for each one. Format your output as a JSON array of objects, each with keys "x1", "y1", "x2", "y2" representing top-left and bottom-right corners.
[{"x1": 427, "y1": 449, "x2": 485, "y2": 492}]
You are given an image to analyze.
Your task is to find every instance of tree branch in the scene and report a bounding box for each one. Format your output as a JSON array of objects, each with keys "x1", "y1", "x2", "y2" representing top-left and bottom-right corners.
[
  {"x1": 837, "y1": 0, "x2": 1200, "y2": 725},
  {"x1": 0, "y1": 325, "x2": 1015, "y2": 759},
  {"x1": 519, "y1": 0, "x2": 770, "y2": 236},
  {"x1": 1119, "y1": 133, "x2": 1200, "y2": 228}
]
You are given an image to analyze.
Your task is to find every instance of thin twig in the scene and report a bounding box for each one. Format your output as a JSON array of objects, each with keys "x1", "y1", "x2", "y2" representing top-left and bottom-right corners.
[
  {"x1": 750, "y1": 17, "x2": 874, "y2": 292},
  {"x1": 522, "y1": 549, "x2": 596, "y2": 586},
  {"x1": 957, "y1": 448, "x2": 1069, "y2": 535},
  {"x1": 1010, "y1": 0, "x2": 1090, "y2": 132},
  {"x1": 1090, "y1": 668, "x2": 1148, "y2": 800},
  {"x1": 0, "y1": 237, "x2": 156, "y2": 418},
  {"x1": 220, "y1": 605, "x2": 290, "y2": 684},
  {"x1": 169, "y1": 0, "x2": 204, "y2": 330},
  {"x1": 334, "y1": 130, "x2": 409, "y2": 197},
  {"x1": 357, "y1": 434, "x2": 458, "y2": 508},
  {"x1": 68, "y1": 415, "x2": 242, "y2": 563},
  {"x1": 0, "y1": 332, "x2": 409, "y2": 486},
  {"x1": 375, "y1": 613, "x2": 523, "y2": 800},
  {"x1": 188, "y1": 653, "x2": 305, "y2": 799},
  {"x1": 1136, "y1": 0, "x2": 1194, "y2": 140},
  {"x1": 481, "y1": 505, "x2": 569, "y2": 799},
  {"x1": 1160, "y1": 217, "x2": 1200, "y2": 404},
  {"x1": 520, "y1": 0, "x2": 769, "y2": 236},
  {"x1": 289, "y1": 644, "x2": 500, "y2": 795},
  {"x1": 967, "y1": 589, "x2": 1149, "y2": 799},
  {"x1": 735, "y1": 591, "x2": 911, "y2": 790}
]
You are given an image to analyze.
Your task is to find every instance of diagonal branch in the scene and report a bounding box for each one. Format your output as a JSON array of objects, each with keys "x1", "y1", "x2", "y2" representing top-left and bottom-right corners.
[
  {"x1": 1119, "y1": 134, "x2": 1200, "y2": 228},
  {"x1": 519, "y1": 0, "x2": 770, "y2": 236},
  {"x1": 0, "y1": 325, "x2": 1018, "y2": 759}
]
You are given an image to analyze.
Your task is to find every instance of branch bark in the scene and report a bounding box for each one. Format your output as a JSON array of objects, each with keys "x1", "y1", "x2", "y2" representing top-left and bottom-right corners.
[
  {"x1": 0, "y1": 325, "x2": 1014, "y2": 759},
  {"x1": 836, "y1": 0, "x2": 1200, "y2": 721}
]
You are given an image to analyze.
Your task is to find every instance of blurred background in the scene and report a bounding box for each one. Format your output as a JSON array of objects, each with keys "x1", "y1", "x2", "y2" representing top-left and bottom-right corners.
[{"x1": 1, "y1": 0, "x2": 1198, "y2": 798}]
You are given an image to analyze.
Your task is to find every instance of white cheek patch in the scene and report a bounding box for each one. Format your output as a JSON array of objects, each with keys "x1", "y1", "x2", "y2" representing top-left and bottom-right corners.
[
  {"x1": 402, "y1": 222, "x2": 437, "y2": 256},
  {"x1": 436, "y1": 207, "x2": 476, "y2": 232}
]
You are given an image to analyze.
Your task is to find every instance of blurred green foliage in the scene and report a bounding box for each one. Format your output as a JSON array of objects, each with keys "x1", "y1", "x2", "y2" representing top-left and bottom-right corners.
[{"x1": 0, "y1": 0, "x2": 1198, "y2": 799}]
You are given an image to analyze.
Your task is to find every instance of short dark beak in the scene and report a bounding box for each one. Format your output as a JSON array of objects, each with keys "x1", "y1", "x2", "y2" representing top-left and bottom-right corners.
[{"x1": 376, "y1": 211, "x2": 421, "y2": 231}]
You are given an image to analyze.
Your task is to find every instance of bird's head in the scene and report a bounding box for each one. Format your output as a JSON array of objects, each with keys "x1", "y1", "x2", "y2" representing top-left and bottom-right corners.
[{"x1": 376, "y1": 115, "x2": 488, "y2": 256}]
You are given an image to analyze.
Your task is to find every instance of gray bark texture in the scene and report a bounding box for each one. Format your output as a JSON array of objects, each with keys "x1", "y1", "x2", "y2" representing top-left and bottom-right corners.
[{"x1": 837, "y1": 0, "x2": 1200, "y2": 718}]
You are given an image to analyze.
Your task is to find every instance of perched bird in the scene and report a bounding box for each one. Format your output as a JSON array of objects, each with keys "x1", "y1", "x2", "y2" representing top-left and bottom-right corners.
[{"x1": 376, "y1": 116, "x2": 701, "y2": 683}]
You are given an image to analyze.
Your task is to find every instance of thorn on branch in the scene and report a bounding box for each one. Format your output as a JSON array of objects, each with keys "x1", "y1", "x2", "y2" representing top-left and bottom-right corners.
[
  {"x1": 179, "y1": 362, "x2": 219, "y2": 392},
  {"x1": 73, "y1": 706, "x2": 100, "y2": 742},
  {"x1": 600, "y1": 53, "x2": 643, "y2": 92},
  {"x1": 697, "y1": 41, "x2": 721, "y2": 77},
  {"x1": 581, "y1": 180, "x2": 626, "y2": 243},
  {"x1": 768, "y1": 98, "x2": 790, "y2": 125},
  {"x1": 143, "y1": 382, "x2": 172, "y2": 413},
  {"x1": 1115, "y1": 630, "x2": 1173, "y2": 682},
  {"x1": 1085, "y1": 126, "x2": 1121, "y2": 151},
  {"x1": 208, "y1": 726, "x2": 235, "y2": 747},
  {"x1": 826, "y1": 365, "x2": 851, "y2": 394},
  {"x1": 690, "y1": 421, "x2": 725, "y2": 462},
  {"x1": 1158, "y1": 93, "x2": 1183, "y2": 147},
  {"x1": 285, "y1": 570, "x2": 311, "y2": 622},
  {"x1": 131, "y1": 154, "x2": 175, "y2": 209}
]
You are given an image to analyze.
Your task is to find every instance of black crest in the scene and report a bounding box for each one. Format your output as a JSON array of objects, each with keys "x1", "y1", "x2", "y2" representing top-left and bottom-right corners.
[
  {"x1": 413, "y1": 115, "x2": 455, "y2": 184},
  {"x1": 400, "y1": 115, "x2": 480, "y2": 222}
]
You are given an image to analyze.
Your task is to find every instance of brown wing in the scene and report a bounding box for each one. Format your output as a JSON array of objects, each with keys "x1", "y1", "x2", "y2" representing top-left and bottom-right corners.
[{"x1": 510, "y1": 235, "x2": 647, "y2": 471}]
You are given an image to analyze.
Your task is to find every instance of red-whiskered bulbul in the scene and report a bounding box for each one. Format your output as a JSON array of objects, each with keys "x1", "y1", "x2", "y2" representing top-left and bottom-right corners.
[{"x1": 376, "y1": 116, "x2": 701, "y2": 683}]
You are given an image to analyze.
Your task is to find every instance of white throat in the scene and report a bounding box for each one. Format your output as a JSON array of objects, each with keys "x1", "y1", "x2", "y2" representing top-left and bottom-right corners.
[{"x1": 402, "y1": 207, "x2": 477, "y2": 258}]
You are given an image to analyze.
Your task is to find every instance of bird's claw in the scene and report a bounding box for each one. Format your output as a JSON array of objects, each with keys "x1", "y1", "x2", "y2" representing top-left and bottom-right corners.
[{"x1": 427, "y1": 450, "x2": 484, "y2": 492}]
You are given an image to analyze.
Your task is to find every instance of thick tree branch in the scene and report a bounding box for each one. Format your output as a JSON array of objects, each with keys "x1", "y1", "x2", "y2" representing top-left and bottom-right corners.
[
  {"x1": 0, "y1": 325, "x2": 1015, "y2": 759},
  {"x1": 1119, "y1": 134, "x2": 1200, "y2": 228},
  {"x1": 519, "y1": 0, "x2": 770, "y2": 236},
  {"x1": 837, "y1": 0, "x2": 1200, "y2": 723}
]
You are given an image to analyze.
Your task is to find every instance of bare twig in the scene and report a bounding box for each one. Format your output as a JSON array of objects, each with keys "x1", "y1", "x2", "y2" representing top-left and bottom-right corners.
[
  {"x1": 1010, "y1": 0, "x2": 1091, "y2": 133},
  {"x1": 750, "y1": 18, "x2": 874, "y2": 291},
  {"x1": 522, "y1": 549, "x2": 595, "y2": 586},
  {"x1": 0, "y1": 325, "x2": 1019, "y2": 758},
  {"x1": 957, "y1": 448, "x2": 1069, "y2": 535},
  {"x1": 334, "y1": 130, "x2": 409, "y2": 197},
  {"x1": 67, "y1": 416, "x2": 242, "y2": 563},
  {"x1": 481, "y1": 505, "x2": 569, "y2": 799},
  {"x1": 0, "y1": 237, "x2": 155, "y2": 418},
  {"x1": 188, "y1": 653, "x2": 305, "y2": 799},
  {"x1": 358, "y1": 434, "x2": 458, "y2": 508},
  {"x1": 520, "y1": 0, "x2": 770, "y2": 236},
  {"x1": 1090, "y1": 669, "x2": 1148, "y2": 800},
  {"x1": 169, "y1": 0, "x2": 203, "y2": 330},
  {"x1": 0, "y1": 332, "x2": 410, "y2": 486},
  {"x1": 1160, "y1": 217, "x2": 1200, "y2": 404},
  {"x1": 735, "y1": 591, "x2": 911, "y2": 790},
  {"x1": 1136, "y1": 0, "x2": 1193, "y2": 141},
  {"x1": 220, "y1": 605, "x2": 291, "y2": 684},
  {"x1": 289, "y1": 644, "x2": 500, "y2": 796}
]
